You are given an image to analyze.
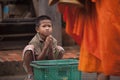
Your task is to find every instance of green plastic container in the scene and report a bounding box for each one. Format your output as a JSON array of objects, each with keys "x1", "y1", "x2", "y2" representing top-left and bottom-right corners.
[{"x1": 30, "y1": 59, "x2": 81, "y2": 80}]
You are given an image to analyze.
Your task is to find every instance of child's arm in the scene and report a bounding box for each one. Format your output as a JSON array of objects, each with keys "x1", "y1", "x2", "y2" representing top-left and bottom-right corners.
[
  {"x1": 46, "y1": 35, "x2": 56, "y2": 60},
  {"x1": 48, "y1": 37, "x2": 65, "y2": 59},
  {"x1": 37, "y1": 35, "x2": 53, "y2": 60},
  {"x1": 47, "y1": 42, "x2": 56, "y2": 60},
  {"x1": 56, "y1": 46, "x2": 64, "y2": 59}
]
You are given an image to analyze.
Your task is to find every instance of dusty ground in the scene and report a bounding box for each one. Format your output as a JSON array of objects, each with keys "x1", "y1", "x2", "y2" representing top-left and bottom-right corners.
[{"x1": 0, "y1": 46, "x2": 120, "y2": 80}]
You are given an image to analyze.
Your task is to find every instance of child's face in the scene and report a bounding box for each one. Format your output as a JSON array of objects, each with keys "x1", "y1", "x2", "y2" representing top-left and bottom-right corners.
[{"x1": 36, "y1": 19, "x2": 53, "y2": 37}]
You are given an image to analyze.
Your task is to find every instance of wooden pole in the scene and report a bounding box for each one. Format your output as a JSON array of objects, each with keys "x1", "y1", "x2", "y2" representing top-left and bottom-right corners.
[{"x1": 38, "y1": 0, "x2": 62, "y2": 45}]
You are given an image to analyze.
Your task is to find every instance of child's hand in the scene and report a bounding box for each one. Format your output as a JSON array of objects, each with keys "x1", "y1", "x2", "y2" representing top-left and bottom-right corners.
[{"x1": 44, "y1": 35, "x2": 53, "y2": 48}]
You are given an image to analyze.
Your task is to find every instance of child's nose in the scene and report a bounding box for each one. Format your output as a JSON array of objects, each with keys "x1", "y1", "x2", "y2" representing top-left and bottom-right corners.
[{"x1": 45, "y1": 26, "x2": 50, "y2": 29}]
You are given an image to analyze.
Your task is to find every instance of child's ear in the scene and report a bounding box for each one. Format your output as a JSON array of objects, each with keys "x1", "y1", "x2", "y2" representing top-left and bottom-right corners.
[{"x1": 35, "y1": 26, "x2": 39, "y2": 33}]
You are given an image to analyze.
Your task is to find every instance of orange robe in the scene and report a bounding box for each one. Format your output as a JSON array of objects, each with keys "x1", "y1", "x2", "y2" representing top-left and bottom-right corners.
[
  {"x1": 58, "y1": 0, "x2": 120, "y2": 76},
  {"x1": 95, "y1": 0, "x2": 120, "y2": 76}
]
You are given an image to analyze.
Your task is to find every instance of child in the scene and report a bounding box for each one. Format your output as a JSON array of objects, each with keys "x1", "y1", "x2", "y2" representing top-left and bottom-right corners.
[{"x1": 22, "y1": 15, "x2": 64, "y2": 80}]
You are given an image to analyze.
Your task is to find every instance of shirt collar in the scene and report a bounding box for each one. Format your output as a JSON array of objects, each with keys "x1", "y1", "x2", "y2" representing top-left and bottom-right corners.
[{"x1": 36, "y1": 33, "x2": 44, "y2": 42}]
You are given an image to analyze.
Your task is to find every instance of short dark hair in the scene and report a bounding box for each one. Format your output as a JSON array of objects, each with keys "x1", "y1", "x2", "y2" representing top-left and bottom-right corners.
[{"x1": 35, "y1": 15, "x2": 52, "y2": 27}]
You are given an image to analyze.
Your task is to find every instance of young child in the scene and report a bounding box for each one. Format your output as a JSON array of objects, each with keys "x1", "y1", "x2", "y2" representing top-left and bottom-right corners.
[{"x1": 22, "y1": 15, "x2": 64, "y2": 80}]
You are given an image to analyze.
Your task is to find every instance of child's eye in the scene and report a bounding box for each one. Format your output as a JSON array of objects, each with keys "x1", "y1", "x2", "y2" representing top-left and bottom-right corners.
[
  {"x1": 48, "y1": 25, "x2": 52, "y2": 27},
  {"x1": 42, "y1": 25, "x2": 46, "y2": 27},
  {"x1": 42, "y1": 24, "x2": 52, "y2": 28}
]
